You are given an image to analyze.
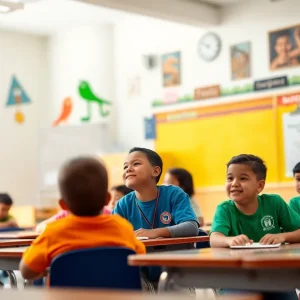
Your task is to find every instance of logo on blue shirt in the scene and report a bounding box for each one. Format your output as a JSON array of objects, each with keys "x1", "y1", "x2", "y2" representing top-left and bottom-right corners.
[{"x1": 160, "y1": 211, "x2": 172, "y2": 224}]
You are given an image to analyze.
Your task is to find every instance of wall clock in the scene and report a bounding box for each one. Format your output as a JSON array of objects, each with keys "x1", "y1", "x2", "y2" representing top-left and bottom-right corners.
[{"x1": 197, "y1": 32, "x2": 222, "y2": 62}]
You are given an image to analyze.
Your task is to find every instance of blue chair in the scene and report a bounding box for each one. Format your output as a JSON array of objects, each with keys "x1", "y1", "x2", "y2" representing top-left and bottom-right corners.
[
  {"x1": 50, "y1": 247, "x2": 142, "y2": 290},
  {"x1": 196, "y1": 229, "x2": 210, "y2": 249}
]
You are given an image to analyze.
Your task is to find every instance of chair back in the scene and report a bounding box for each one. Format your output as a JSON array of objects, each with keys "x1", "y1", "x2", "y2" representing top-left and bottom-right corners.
[
  {"x1": 196, "y1": 229, "x2": 210, "y2": 249},
  {"x1": 50, "y1": 247, "x2": 142, "y2": 290}
]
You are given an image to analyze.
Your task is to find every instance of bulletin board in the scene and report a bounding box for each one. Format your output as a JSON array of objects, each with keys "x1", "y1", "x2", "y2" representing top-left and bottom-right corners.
[
  {"x1": 276, "y1": 91, "x2": 300, "y2": 182},
  {"x1": 155, "y1": 97, "x2": 279, "y2": 187}
]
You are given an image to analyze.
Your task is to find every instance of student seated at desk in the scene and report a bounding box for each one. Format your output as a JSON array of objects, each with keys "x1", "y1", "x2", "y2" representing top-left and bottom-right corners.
[
  {"x1": 289, "y1": 162, "x2": 300, "y2": 215},
  {"x1": 164, "y1": 168, "x2": 204, "y2": 227},
  {"x1": 210, "y1": 154, "x2": 300, "y2": 300},
  {"x1": 20, "y1": 156, "x2": 145, "y2": 281},
  {"x1": 0, "y1": 193, "x2": 18, "y2": 229},
  {"x1": 113, "y1": 147, "x2": 199, "y2": 239},
  {"x1": 107, "y1": 185, "x2": 133, "y2": 211}
]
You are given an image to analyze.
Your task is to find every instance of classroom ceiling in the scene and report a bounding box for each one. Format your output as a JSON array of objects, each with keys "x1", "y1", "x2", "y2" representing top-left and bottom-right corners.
[{"x1": 0, "y1": 0, "x2": 131, "y2": 35}]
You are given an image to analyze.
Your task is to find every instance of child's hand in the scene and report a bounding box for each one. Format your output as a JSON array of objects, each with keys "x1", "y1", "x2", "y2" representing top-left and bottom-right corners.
[
  {"x1": 259, "y1": 233, "x2": 285, "y2": 245},
  {"x1": 134, "y1": 228, "x2": 159, "y2": 239},
  {"x1": 7, "y1": 219, "x2": 18, "y2": 228},
  {"x1": 228, "y1": 234, "x2": 253, "y2": 247}
]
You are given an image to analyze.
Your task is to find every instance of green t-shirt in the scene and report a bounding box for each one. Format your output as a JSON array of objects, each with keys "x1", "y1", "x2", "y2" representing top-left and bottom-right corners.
[
  {"x1": 289, "y1": 196, "x2": 300, "y2": 215},
  {"x1": 210, "y1": 194, "x2": 300, "y2": 242},
  {"x1": 0, "y1": 215, "x2": 13, "y2": 223}
]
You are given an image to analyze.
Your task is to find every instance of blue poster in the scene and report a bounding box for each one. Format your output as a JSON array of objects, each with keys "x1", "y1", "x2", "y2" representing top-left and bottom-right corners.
[
  {"x1": 6, "y1": 75, "x2": 31, "y2": 106},
  {"x1": 144, "y1": 116, "x2": 156, "y2": 140}
]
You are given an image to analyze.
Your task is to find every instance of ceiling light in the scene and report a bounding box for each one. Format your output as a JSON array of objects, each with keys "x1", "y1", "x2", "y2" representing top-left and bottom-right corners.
[
  {"x1": 0, "y1": 0, "x2": 24, "y2": 13},
  {"x1": 0, "y1": 4, "x2": 10, "y2": 12}
]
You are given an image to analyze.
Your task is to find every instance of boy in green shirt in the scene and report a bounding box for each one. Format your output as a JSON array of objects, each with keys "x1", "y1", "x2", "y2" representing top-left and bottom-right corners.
[
  {"x1": 210, "y1": 154, "x2": 300, "y2": 299},
  {"x1": 210, "y1": 154, "x2": 300, "y2": 247},
  {"x1": 0, "y1": 194, "x2": 18, "y2": 228},
  {"x1": 289, "y1": 162, "x2": 300, "y2": 215}
]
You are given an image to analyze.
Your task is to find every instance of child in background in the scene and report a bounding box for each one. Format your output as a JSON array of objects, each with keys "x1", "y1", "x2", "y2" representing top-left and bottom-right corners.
[
  {"x1": 289, "y1": 162, "x2": 300, "y2": 215},
  {"x1": 108, "y1": 185, "x2": 133, "y2": 211},
  {"x1": 20, "y1": 156, "x2": 145, "y2": 280},
  {"x1": 164, "y1": 168, "x2": 204, "y2": 227},
  {"x1": 0, "y1": 193, "x2": 18, "y2": 228},
  {"x1": 36, "y1": 196, "x2": 111, "y2": 233},
  {"x1": 113, "y1": 147, "x2": 198, "y2": 239},
  {"x1": 210, "y1": 154, "x2": 300, "y2": 300}
]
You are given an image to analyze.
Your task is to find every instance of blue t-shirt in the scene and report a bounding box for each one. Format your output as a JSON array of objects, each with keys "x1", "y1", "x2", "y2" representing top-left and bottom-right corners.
[{"x1": 112, "y1": 185, "x2": 198, "y2": 230}]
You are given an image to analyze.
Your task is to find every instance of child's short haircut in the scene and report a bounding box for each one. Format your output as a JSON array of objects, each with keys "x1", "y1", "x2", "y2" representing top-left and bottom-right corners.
[
  {"x1": 58, "y1": 156, "x2": 108, "y2": 216},
  {"x1": 129, "y1": 147, "x2": 163, "y2": 183},
  {"x1": 111, "y1": 185, "x2": 133, "y2": 195},
  {"x1": 167, "y1": 168, "x2": 194, "y2": 197},
  {"x1": 227, "y1": 154, "x2": 267, "y2": 180},
  {"x1": 0, "y1": 194, "x2": 13, "y2": 206},
  {"x1": 293, "y1": 162, "x2": 300, "y2": 176}
]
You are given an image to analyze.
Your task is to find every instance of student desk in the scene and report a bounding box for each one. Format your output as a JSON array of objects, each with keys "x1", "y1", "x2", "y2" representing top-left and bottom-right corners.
[
  {"x1": 142, "y1": 236, "x2": 209, "y2": 247},
  {"x1": 0, "y1": 231, "x2": 38, "y2": 239},
  {"x1": 0, "y1": 288, "x2": 262, "y2": 300},
  {"x1": 128, "y1": 244, "x2": 300, "y2": 293},
  {"x1": 0, "y1": 239, "x2": 33, "y2": 247}
]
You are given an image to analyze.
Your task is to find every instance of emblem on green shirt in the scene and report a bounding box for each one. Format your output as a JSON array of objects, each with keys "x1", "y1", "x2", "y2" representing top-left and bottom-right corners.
[{"x1": 261, "y1": 215, "x2": 275, "y2": 231}]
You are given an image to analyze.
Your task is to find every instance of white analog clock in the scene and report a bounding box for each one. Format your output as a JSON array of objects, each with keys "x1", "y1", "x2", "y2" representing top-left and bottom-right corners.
[{"x1": 197, "y1": 32, "x2": 222, "y2": 62}]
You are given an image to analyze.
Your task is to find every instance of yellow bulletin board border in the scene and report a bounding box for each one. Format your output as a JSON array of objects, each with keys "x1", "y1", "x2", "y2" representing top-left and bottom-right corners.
[{"x1": 155, "y1": 92, "x2": 300, "y2": 188}]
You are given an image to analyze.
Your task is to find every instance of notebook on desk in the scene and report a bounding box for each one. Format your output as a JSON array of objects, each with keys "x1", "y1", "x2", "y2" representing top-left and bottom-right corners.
[
  {"x1": 230, "y1": 242, "x2": 281, "y2": 249},
  {"x1": 136, "y1": 237, "x2": 149, "y2": 240}
]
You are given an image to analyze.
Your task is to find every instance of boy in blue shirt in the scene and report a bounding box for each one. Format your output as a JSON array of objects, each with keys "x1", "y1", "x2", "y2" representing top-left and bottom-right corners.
[
  {"x1": 113, "y1": 147, "x2": 198, "y2": 239},
  {"x1": 289, "y1": 162, "x2": 300, "y2": 215},
  {"x1": 210, "y1": 154, "x2": 300, "y2": 299}
]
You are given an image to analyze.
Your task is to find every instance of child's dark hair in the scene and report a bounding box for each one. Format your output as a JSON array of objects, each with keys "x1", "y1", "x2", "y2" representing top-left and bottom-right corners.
[
  {"x1": 111, "y1": 185, "x2": 133, "y2": 195},
  {"x1": 167, "y1": 168, "x2": 194, "y2": 197},
  {"x1": 227, "y1": 154, "x2": 267, "y2": 180},
  {"x1": 129, "y1": 147, "x2": 163, "y2": 182},
  {"x1": 58, "y1": 156, "x2": 108, "y2": 216},
  {"x1": 293, "y1": 162, "x2": 300, "y2": 176},
  {"x1": 0, "y1": 194, "x2": 13, "y2": 206}
]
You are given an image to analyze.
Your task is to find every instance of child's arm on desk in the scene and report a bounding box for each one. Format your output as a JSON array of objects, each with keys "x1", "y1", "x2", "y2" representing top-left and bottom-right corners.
[
  {"x1": 210, "y1": 232, "x2": 253, "y2": 248},
  {"x1": 260, "y1": 229, "x2": 300, "y2": 245},
  {"x1": 0, "y1": 218, "x2": 18, "y2": 229}
]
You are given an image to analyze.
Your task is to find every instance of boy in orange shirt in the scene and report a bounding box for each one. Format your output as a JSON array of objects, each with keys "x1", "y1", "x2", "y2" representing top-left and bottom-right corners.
[{"x1": 20, "y1": 156, "x2": 145, "y2": 280}]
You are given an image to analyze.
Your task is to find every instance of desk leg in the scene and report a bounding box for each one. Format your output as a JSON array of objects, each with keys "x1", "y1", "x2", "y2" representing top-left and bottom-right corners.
[{"x1": 6, "y1": 271, "x2": 17, "y2": 287}]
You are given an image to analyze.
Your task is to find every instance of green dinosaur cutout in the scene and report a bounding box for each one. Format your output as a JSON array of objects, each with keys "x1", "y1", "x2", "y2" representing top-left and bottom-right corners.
[{"x1": 78, "y1": 80, "x2": 112, "y2": 122}]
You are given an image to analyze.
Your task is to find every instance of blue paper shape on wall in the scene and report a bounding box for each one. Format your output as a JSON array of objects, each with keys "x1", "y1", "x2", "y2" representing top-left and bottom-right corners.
[
  {"x1": 6, "y1": 76, "x2": 31, "y2": 106},
  {"x1": 144, "y1": 116, "x2": 156, "y2": 140}
]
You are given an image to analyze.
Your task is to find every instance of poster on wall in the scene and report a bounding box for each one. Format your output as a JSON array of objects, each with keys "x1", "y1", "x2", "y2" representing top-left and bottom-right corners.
[
  {"x1": 230, "y1": 41, "x2": 251, "y2": 80},
  {"x1": 52, "y1": 97, "x2": 73, "y2": 127},
  {"x1": 144, "y1": 116, "x2": 156, "y2": 140},
  {"x1": 269, "y1": 24, "x2": 300, "y2": 71},
  {"x1": 278, "y1": 92, "x2": 300, "y2": 177},
  {"x1": 6, "y1": 75, "x2": 31, "y2": 124},
  {"x1": 162, "y1": 51, "x2": 181, "y2": 87},
  {"x1": 78, "y1": 80, "x2": 112, "y2": 122}
]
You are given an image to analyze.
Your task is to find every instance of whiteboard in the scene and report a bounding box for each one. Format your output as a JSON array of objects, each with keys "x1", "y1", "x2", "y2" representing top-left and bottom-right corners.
[{"x1": 39, "y1": 123, "x2": 111, "y2": 190}]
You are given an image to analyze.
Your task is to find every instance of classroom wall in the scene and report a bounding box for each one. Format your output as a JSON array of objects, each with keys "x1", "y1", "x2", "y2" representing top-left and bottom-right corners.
[
  {"x1": 113, "y1": 0, "x2": 300, "y2": 219},
  {"x1": 114, "y1": 0, "x2": 300, "y2": 148},
  {"x1": 45, "y1": 24, "x2": 115, "y2": 129},
  {"x1": 0, "y1": 30, "x2": 48, "y2": 205}
]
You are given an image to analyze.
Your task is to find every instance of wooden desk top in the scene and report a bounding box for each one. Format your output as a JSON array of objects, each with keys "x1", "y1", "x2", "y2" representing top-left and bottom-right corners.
[
  {"x1": 0, "y1": 239, "x2": 33, "y2": 247},
  {"x1": 0, "y1": 231, "x2": 38, "y2": 239},
  {"x1": 0, "y1": 289, "x2": 262, "y2": 300},
  {"x1": 0, "y1": 246, "x2": 28, "y2": 257},
  {"x1": 128, "y1": 248, "x2": 242, "y2": 268},
  {"x1": 142, "y1": 236, "x2": 209, "y2": 247},
  {"x1": 241, "y1": 243, "x2": 300, "y2": 268}
]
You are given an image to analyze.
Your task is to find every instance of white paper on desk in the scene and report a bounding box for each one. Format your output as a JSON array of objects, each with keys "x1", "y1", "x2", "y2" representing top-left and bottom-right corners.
[
  {"x1": 136, "y1": 237, "x2": 149, "y2": 240},
  {"x1": 230, "y1": 242, "x2": 281, "y2": 249}
]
